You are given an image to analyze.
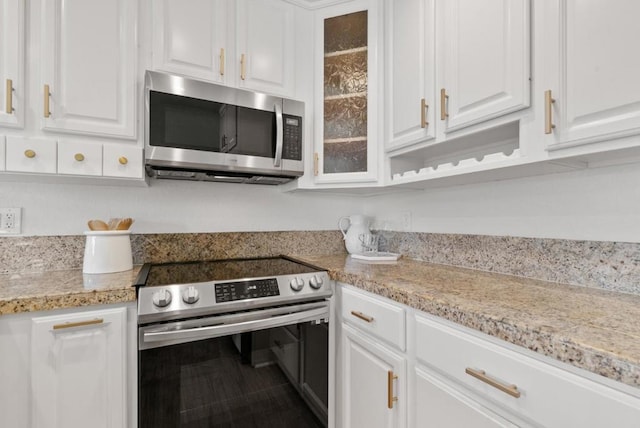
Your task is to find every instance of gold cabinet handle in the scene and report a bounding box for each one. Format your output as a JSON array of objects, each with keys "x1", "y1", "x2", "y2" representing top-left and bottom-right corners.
[
  {"x1": 74, "y1": 153, "x2": 85, "y2": 162},
  {"x1": 118, "y1": 156, "x2": 128, "y2": 165},
  {"x1": 53, "y1": 318, "x2": 104, "y2": 330},
  {"x1": 465, "y1": 367, "x2": 521, "y2": 398},
  {"x1": 440, "y1": 88, "x2": 449, "y2": 120},
  {"x1": 350, "y1": 310, "x2": 374, "y2": 323},
  {"x1": 421, "y1": 98, "x2": 429, "y2": 128},
  {"x1": 544, "y1": 89, "x2": 556, "y2": 134},
  {"x1": 219, "y1": 48, "x2": 225, "y2": 76},
  {"x1": 5, "y1": 79, "x2": 13, "y2": 114},
  {"x1": 24, "y1": 149, "x2": 36, "y2": 158},
  {"x1": 240, "y1": 53, "x2": 246, "y2": 80},
  {"x1": 44, "y1": 84, "x2": 51, "y2": 118},
  {"x1": 387, "y1": 370, "x2": 398, "y2": 409},
  {"x1": 313, "y1": 152, "x2": 319, "y2": 176}
]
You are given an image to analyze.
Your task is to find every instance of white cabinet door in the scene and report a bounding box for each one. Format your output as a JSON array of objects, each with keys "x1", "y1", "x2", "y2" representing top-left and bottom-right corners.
[
  {"x1": 541, "y1": 0, "x2": 640, "y2": 150},
  {"x1": 31, "y1": 307, "x2": 127, "y2": 428},
  {"x1": 236, "y1": 0, "x2": 295, "y2": 96},
  {"x1": 0, "y1": 0, "x2": 24, "y2": 128},
  {"x1": 342, "y1": 324, "x2": 406, "y2": 428},
  {"x1": 436, "y1": 0, "x2": 530, "y2": 134},
  {"x1": 5, "y1": 136, "x2": 57, "y2": 174},
  {"x1": 152, "y1": 0, "x2": 230, "y2": 84},
  {"x1": 40, "y1": 0, "x2": 137, "y2": 139},
  {"x1": 385, "y1": 0, "x2": 435, "y2": 151},
  {"x1": 414, "y1": 366, "x2": 518, "y2": 428}
]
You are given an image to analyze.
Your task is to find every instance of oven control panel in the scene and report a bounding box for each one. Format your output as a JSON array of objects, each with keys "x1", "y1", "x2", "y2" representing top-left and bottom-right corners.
[{"x1": 215, "y1": 278, "x2": 280, "y2": 303}]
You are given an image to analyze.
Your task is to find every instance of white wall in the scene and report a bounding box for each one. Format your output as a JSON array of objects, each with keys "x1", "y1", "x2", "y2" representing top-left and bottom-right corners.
[
  {"x1": 0, "y1": 179, "x2": 363, "y2": 236},
  {"x1": 366, "y1": 161, "x2": 640, "y2": 243}
]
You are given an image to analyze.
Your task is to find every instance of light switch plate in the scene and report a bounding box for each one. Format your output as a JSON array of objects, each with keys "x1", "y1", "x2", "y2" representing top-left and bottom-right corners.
[{"x1": 0, "y1": 207, "x2": 22, "y2": 234}]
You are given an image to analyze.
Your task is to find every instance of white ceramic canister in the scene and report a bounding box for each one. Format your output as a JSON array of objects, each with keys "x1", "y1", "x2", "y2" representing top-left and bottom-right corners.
[{"x1": 83, "y1": 230, "x2": 133, "y2": 274}]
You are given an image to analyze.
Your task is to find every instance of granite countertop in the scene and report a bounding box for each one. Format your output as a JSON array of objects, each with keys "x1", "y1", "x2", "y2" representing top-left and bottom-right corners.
[
  {"x1": 0, "y1": 267, "x2": 140, "y2": 315},
  {"x1": 1, "y1": 254, "x2": 639, "y2": 391},
  {"x1": 296, "y1": 254, "x2": 640, "y2": 391}
]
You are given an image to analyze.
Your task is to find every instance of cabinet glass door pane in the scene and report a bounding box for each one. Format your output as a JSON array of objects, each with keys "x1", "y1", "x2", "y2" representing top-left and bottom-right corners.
[{"x1": 323, "y1": 11, "x2": 368, "y2": 174}]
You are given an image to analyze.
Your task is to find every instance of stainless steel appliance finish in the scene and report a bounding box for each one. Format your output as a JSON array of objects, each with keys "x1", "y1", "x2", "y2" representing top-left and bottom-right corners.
[
  {"x1": 136, "y1": 256, "x2": 331, "y2": 427},
  {"x1": 144, "y1": 71, "x2": 305, "y2": 184}
]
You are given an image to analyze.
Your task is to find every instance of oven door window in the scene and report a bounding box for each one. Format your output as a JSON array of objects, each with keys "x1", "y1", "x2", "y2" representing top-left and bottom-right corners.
[
  {"x1": 149, "y1": 90, "x2": 276, "y2": 158},
  {"x1": 139, "y1": 322, "x2": 328, "y2": 428}
]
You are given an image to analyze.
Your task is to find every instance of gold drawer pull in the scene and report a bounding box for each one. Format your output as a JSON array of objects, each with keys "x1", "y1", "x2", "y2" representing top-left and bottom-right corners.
[
  {"x1": 421, "y1": 98, "x2": 428, "y2": 128},
  {"x1": 240, "y1": 53, "x2": 246, "y2": 80},
  {"x1": 313, "y1": 152, "x2": 319, "y2": 176},
  {"x1": 220, "y1": 48, "x2": 225, "y2": 76},
  {"x1": 44, "y1": 84, "x2": 51, "y2": 118},
  {"x1": 544, "y1": 89, "x2": 556, "y2": 134},
  {"x1": 465, "y1": 367, "x2": 521, "y2": 398},
  {"x1": 74, "y1": 153, "x2": 85, "y2": 162},
  {"x1": 24, "y1": 149, "x2": 36, "y2": 158},
  {"x1": 387, "y1": 370, "x2": 398, "y2": 409},
  {"x1": 350, "y1": 310, "x2": 374, "y2": 323},
  {"x1": 118, "y1": 156, "x2": 128, "y2": 165},
  {"x1": 53, "y1": 318, "x2": 104, "y2": 330},
  {"x1": 6, "y1": 79, "x2": 13, "y2": 114},
  {"x1": 440, "y1": 88, "x2": 449, "y2": 120}
]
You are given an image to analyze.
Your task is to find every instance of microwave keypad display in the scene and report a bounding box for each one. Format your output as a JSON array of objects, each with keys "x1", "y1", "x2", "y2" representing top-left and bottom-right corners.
[{"x1": 283, "y1": 114, "x2": 302, "y2": 161}]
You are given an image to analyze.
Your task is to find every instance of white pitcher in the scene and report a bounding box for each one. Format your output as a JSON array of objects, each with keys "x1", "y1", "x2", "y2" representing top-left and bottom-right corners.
[{"x1": 338, "y1": 214, "x2": 372, "y2": 254}]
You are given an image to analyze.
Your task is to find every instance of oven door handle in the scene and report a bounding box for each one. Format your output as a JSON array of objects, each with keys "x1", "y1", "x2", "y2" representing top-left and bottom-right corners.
[{"x1": 141, "y1": 303, "x2": 329, "y2": 348}]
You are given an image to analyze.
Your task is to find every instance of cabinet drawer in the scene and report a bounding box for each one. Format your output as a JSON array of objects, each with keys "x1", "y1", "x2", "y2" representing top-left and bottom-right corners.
[
  {"x1": 0, "y1": 136, "x2": 5, "y2": 171},
  {"x1": 341, "y1": 286, "x2": 406, "y2": 351},
  {"x1": 58, "y1": 140, "x2": 102, "y2": 176},
  {"x1": 6, "y1": 136, "x2": 56, "y2": 174},
  {"x1": 415, "y1": 315, "x2": 640, "y2": 428},
  {"x1": 103, "y1": 144, "x2": 143, "y2": 178}
]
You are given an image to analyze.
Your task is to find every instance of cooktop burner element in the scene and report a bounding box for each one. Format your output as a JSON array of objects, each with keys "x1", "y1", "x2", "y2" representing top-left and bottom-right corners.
[{"x1": 135, "y1": 256, "x2": 331, "y2": 324}]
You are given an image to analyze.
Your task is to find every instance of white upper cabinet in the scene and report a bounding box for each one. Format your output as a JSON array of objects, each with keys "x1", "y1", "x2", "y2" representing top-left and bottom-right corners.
[
  {"x1": 385, "y1": 0, "x2": 435, "y2": 151},
  {"x1": 436, "y1": 0, "x2": 530, "y2": 134},
  {"x1": 236, "y1": 0, "x2": 295, "y2": 97},
  {"x1": 152, "y1": 0, "x2": 230, "y2": 85},
  {"x1": 40, "y1": 0, "x2": 137, "y2": 139},
  {"x1": 0, "y1": 0, "x2": 25, "y2": 128},
  {"x1": 540, "y1": 0, "x2": 640, "y2": 150}
]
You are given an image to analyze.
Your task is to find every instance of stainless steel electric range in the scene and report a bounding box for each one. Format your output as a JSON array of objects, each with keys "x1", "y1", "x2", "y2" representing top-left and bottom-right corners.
[{"x1": 134, "y1": 256, "x2": 332, "y2": 428}]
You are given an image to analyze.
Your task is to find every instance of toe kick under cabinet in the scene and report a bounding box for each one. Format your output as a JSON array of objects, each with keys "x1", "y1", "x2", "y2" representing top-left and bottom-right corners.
[{"x1": 336, "y1": 283, "x2": 640, "y2": 428}]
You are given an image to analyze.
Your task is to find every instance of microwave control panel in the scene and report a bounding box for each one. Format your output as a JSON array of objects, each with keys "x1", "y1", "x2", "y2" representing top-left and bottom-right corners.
[{"x1": 282, "y1": 114, "x2": 302, "y2": 161}]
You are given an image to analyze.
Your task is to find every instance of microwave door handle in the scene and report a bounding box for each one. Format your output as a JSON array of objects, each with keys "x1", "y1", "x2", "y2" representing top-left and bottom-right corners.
[{"x1": 274, "y1": 102, "x2": 283, "y2": 167}]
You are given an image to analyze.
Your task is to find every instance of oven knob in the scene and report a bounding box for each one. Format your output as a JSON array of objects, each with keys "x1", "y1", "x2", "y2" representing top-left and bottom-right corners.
[
  {"x1": 309, "y1": 275, "x2": 324, "y2": 290},
  {"x1": 182, "y1": 286, "x2": 200, "y2": 304},
  {"x1": 152, "y1": 289, "x2": 172, "y2": 308},
  {"x1": 290, "y1": 277, "x2": 304, "y2": 292}
]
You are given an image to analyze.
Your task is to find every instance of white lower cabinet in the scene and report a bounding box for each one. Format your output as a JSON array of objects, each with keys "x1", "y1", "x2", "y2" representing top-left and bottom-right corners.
[
  {"x1": 337, "y1": 284, "x2": 640, "y2": 428},
  {"x1": 341, "y1": 324, "x2": 406, "y2": 428},
  {"x1": 0, "y1": 303, "x2": 136, "y2": 428},
  {"x1": 31, "y1": 306, "x2": 127, "y2": 428},
  {"x1": 414, "y1": 366, "x2": 517, "y2": 428}
]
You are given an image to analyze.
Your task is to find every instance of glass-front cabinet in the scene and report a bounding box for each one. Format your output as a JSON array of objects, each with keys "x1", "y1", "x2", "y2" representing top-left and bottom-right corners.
[{"x1": 313, "y1": 0, "x2": 382, "y2": 185}]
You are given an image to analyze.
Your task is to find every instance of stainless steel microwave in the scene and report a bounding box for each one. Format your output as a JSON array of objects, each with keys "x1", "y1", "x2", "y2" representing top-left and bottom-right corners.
[{"x1": 144, "y1": 71, "x2": 304, "y2": 185}]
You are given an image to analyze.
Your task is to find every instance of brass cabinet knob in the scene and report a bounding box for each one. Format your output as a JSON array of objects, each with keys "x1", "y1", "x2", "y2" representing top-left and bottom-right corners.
[
  {"x1": 74, "y1": 153, "x2": 85, "y2": 162},
  {"x1": 118, "y1": 156, "x2": 128, "y2": 165},
  {"x1": 24, "y1": 149, "x2": 36, "y2": 158}
]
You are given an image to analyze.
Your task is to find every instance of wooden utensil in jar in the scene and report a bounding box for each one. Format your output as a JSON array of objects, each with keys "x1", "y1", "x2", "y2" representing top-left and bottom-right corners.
[
  {"x1": 115, "y1": 218, "x2": 134, "y2": 230},
  {"x1": 87, "y1": 219, "x2": 109, "y2": 231}
]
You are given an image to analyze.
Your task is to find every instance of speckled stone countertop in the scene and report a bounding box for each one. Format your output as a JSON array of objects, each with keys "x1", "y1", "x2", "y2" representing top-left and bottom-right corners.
[
  {"x1": 0, "y1": 267, "x2": 140, "y2": 315},
  {"x1": 296, "y1": 254, "x2": 640, "y2": 390}
]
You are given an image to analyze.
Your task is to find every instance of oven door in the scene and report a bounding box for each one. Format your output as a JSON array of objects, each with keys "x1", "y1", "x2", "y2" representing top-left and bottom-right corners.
[{"x1": 138, "y1": 301, "x2": 329, "y2": 428}]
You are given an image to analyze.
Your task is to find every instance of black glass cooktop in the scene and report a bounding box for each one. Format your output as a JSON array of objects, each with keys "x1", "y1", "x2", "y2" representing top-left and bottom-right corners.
[{"x1": 139, "y1": 257, "x2": 322, "y2": 287}]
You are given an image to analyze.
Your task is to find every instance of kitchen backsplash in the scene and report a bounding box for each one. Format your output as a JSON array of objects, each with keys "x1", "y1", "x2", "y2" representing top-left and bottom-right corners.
[
  {"x1": 378, "y1": 231, "x2": 640, "y2": 295},
  {"x1": 2, "y1": 231, "x2": 639, "y2": 296}
]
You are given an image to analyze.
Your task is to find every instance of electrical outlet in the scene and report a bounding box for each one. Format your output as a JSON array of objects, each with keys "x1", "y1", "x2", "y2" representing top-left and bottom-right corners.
[
  {"x1": 401, "y1": 211, "x2": 412, "y2": 231},
  {"x1": 0, "y1": 207, "x2": 22, "y2": 234}
]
